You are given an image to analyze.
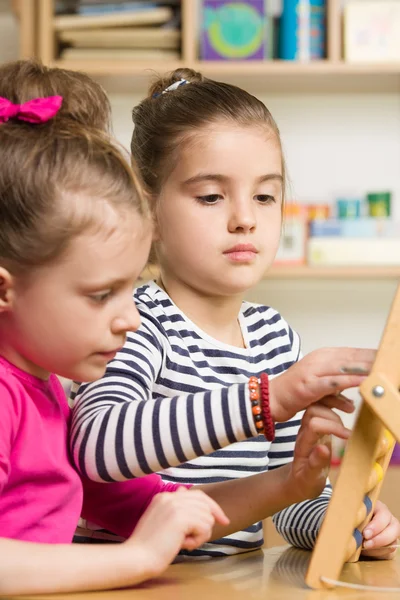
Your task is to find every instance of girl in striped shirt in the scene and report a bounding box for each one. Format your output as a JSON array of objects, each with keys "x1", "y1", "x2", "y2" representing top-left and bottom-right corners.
[{"x1": 71, "y1": 69, "x2": 398, "y2": 559}]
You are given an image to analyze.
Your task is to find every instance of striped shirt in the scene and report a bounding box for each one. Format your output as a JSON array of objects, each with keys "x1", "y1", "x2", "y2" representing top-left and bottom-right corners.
[{"x1": 71, "y1": 281, "x2": 331, "y2": 556}]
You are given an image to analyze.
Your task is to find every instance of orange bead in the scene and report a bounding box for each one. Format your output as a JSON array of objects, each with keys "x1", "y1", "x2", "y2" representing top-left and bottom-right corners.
[
  {"x1": 249, "y1": 381, "x2": 258, "y2": 390},
  {"x1": 252, "y1": 405, "x2": 261, "y2": 416},
  {"x1": 256, "y1": 421, "x2": 264, "y2": 430},
  {"x1": 249, "y1": 376, "x2": 258, "y2": 383},
  {"x1": 250, "y1": 391, "x2": 259, "y2": 401}
]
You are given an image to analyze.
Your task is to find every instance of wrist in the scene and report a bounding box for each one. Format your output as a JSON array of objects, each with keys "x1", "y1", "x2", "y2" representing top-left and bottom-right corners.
[
  {"x1": 119, "y1": 541, "x2": 162, "y2": 584},
  {"x1": 247, "y1": 375, "x2": 275, "y2": 441},
  {"x1": 259, "y1": 373, "x2": 275, "y2": 441},
  {"x1": 267, "y1": 377, "x2": 278, "y2": 421},
  {"x1": 275, "y1": 463, "x2": 303, "y2": 506},
  {"x1": 279, "y1": 463, "x2": 307, "y2": 506}
]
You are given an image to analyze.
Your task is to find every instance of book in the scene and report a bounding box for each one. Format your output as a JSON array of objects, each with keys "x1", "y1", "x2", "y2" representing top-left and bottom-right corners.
[
  {"x1": 308, "y1": 237, "x2": 400, "y2": 266},
  {"x1": 54, "y1": 6, "x2": 173, "y2": 30},
  {"x1": 279, "y1": 0, "x2": 326, "y2": 61},
  {"x1": 60, "y1": 47, "x2": 180, "y2": 60},
  {"x1": 200, "y1": 0, "x2": 269, "y2": 60},
  {"x1": 309, "y1": 218, "x2": 400, "y2": 238},
  {"x1": 344, "y1": 1, "x2": 400, "y2": 63},
  {"x1": 59, "y1": 27, "x2": 180, "y2": 49}
]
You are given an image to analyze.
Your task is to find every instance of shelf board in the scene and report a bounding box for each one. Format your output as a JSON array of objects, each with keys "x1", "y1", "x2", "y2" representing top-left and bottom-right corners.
[
  {"x1": 139, "y1": 265, "x2": 400, "y2": 282},
  {"x1": 267, "y1": 265, "x2": 400, "y2": 279},
  {"x1": 51, "y1": 59, "x2": 400, "y2": 93}
]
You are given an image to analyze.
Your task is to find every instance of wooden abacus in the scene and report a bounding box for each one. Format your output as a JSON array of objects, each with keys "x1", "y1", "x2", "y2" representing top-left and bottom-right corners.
[{"x1": 306, "y1": 284, "x2": 400, "y2": 590}]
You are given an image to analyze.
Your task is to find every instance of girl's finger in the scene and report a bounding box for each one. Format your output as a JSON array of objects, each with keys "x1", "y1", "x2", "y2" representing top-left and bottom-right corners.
[
  {"x1": 302, "y1": 416, "x2": 351, "y2": 441},
  {"x1": 305, "y1": 348, "x2": 375, "y2": 377},
  {"x1": 319, "y1": 394, "x2": 355, "y2": 414},
  {"x1": 307, "y1": 444, "x2": 331, "y2": 471},
  {"x1": 363, "y1": 523, "x2": 399, "y2": 551},
  {"x1": 302, "y1": 402, "x2": 346, "y2": 424},
  {"x1": 363, "y1": 502, "x2": 392, "y2": 542},
  {"x1": 304, "y1": 375, "x2": 368, "y2": 399},
  {"x1": 188, "y1": 490, "x2": 230, "y2": 525}
]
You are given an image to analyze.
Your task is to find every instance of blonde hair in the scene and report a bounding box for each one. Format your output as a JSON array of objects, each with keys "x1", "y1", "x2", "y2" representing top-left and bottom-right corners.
[
  {"x1": 0, "y1": 59, "x2": 111, "y2": 131},
  {"x1": 0, "y1": 62, "x2": 147, "y2": 276}
]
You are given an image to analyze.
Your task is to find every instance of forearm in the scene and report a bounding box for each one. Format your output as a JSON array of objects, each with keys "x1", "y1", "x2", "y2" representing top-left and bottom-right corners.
[
  {"x1": 197, "y1": 464, "x2": 299, "y2": 540},
  {"x1": 0, "y1": 538, "x2": 154, "y2": 596},
  {"x1": 72, "y1": 384, "x2": 257, "y2": 482}
]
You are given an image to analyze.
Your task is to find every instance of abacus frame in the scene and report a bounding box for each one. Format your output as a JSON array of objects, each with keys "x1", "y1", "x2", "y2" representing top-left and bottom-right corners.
[{"x1": 306, "y1": 284, "x2": 400, "y2": 590}]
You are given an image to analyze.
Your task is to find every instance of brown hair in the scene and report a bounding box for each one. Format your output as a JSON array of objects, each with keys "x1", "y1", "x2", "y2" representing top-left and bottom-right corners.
[
  {"x1": 131, "y1": 68, "x2": 286, "y2": 199},
  {"x1": 0, "y1": 70, "x2": 147, "y2": 276},
  {"x1": 0, "y1": 59, "x2": 111, "y2": 131}
]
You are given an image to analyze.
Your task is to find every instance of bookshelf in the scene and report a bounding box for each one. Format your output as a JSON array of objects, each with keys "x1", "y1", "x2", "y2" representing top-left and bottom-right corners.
[{"x1": 18, "y1": 0, "x2": 400, "y2": 93}]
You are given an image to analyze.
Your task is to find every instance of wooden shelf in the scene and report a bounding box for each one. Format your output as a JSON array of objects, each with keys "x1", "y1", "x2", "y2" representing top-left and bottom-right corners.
[
  {"x1": 22, "y1": 1, "x2": 400, "y2": 92},
  {"x1": 140, "y1": 265, "x2": 400, "y2": 282},
  {"x1": 50, "y1": 59, "x2": 400, "y2": 93},
  {"x1": 51, "y1": 59, "x2": 400, "y2": 77},
  {"x1": 268, "y1": 265, "x2": 400, "y2": 279}
]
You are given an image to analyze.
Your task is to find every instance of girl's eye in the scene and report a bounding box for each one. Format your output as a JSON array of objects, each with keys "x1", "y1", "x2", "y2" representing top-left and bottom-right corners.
[
  {"x1": 90, "y1": 291, "x2": 112, "y2": 303},
  {"x1": 195, "y1": 194, "x2": 221, "y2": 205},
  {"x1": 256, "y1": 194, "x2": 276, "y2": 204}
]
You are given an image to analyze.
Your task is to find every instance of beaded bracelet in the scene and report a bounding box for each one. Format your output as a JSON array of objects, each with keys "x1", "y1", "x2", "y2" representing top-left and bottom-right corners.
[
  {"x1": 260, "y1": 373, "x2": 275, "y2": 442},
  {"x1": 248, "y1": 375, "x2": 275, "y2": 442}
]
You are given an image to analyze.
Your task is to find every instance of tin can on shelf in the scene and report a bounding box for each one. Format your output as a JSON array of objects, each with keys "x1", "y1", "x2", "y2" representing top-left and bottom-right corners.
[
  {"x1": 336, "y1": 197, "x2": 362, "y2": 219},
  {"x1": 307, "y1": 204, "x2": 330, "y2": 221},
  {"x1": 367, "y1": 192, "x2": 391, "y2": 217}
]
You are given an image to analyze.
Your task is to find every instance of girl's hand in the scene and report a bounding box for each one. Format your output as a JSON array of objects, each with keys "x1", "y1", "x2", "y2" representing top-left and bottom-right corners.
[
  {"x1": 269, "y1": 347, "x2": 376, "y2": 422},
  {"x1": 361, "y1": 501, "x2": 400, "y2": 560},
  {"x1": 125, "y1": 488, "x2": 229, "y2": 576},
  {"x1": 286, "y1": 403, "x2": 351, "y2": 503}
]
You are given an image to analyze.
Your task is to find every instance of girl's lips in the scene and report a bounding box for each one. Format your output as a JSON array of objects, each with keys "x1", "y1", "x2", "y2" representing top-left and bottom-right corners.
[
  {"x1": 96, "y1": 348, "x2": 122, "y2": 361},
  {"x1": 223, "y1": 244, "x2": 258, "y2": 262},
  {"x1": 224, "y1": 244, "x2": 258, "y2": 254}
]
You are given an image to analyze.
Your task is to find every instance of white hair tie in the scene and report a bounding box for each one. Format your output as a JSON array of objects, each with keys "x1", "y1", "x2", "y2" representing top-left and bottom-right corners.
[{"x1": 153, "y1": 78, "x2": 189, "y2": 98}]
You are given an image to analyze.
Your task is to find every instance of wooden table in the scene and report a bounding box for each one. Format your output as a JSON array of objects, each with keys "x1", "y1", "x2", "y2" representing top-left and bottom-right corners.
[{"x1": 15, "y1": 546, "x2": 400, "y2": 600}]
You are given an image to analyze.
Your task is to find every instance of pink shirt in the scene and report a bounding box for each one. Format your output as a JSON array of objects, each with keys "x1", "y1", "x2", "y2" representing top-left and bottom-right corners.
[{"x1": 0, "y1": 356, "x2": 182, "y2": 543}]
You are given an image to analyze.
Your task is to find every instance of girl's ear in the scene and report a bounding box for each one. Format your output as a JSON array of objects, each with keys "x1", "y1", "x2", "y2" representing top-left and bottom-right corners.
[{"x1": 0, "y1": 268, "x2": 14, "y2": 311}]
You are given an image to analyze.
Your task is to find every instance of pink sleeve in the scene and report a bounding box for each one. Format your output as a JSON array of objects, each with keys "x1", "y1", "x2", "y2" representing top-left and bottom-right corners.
[
  {"x1": 0, "y1": 380, "x2": 18, "y2": 495},
  {"x1": 80, "y1": 474, "x2": 191, "y2": 539}
]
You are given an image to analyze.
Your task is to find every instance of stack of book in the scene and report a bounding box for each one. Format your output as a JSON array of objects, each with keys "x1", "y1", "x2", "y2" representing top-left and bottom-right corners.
[
  {"x1": 55, "y1": 1, "x2": 181, "y2": 62},
  {"x1": 308, "y1": 218, "x2": 400, "y2": 267}
]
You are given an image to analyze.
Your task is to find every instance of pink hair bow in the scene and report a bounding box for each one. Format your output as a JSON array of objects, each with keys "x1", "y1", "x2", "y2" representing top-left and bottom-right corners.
[{"x1": 0, "y1": 95, "x2": 63, "y2": 124}]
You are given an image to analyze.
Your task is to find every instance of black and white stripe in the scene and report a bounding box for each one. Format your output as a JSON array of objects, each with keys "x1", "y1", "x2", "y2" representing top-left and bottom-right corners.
[{"x1": 71, "y1": 281, "x2": 331, "y2": 555}]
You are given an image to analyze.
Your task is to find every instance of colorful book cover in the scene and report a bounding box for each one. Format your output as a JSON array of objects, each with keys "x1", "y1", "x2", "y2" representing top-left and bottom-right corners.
[
  {"x1": 279, "y1": 0, "x2": 326, "y2": 61},
  {"x1": 201, "y1": 0, "x2": 269, "y2": 60}
]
